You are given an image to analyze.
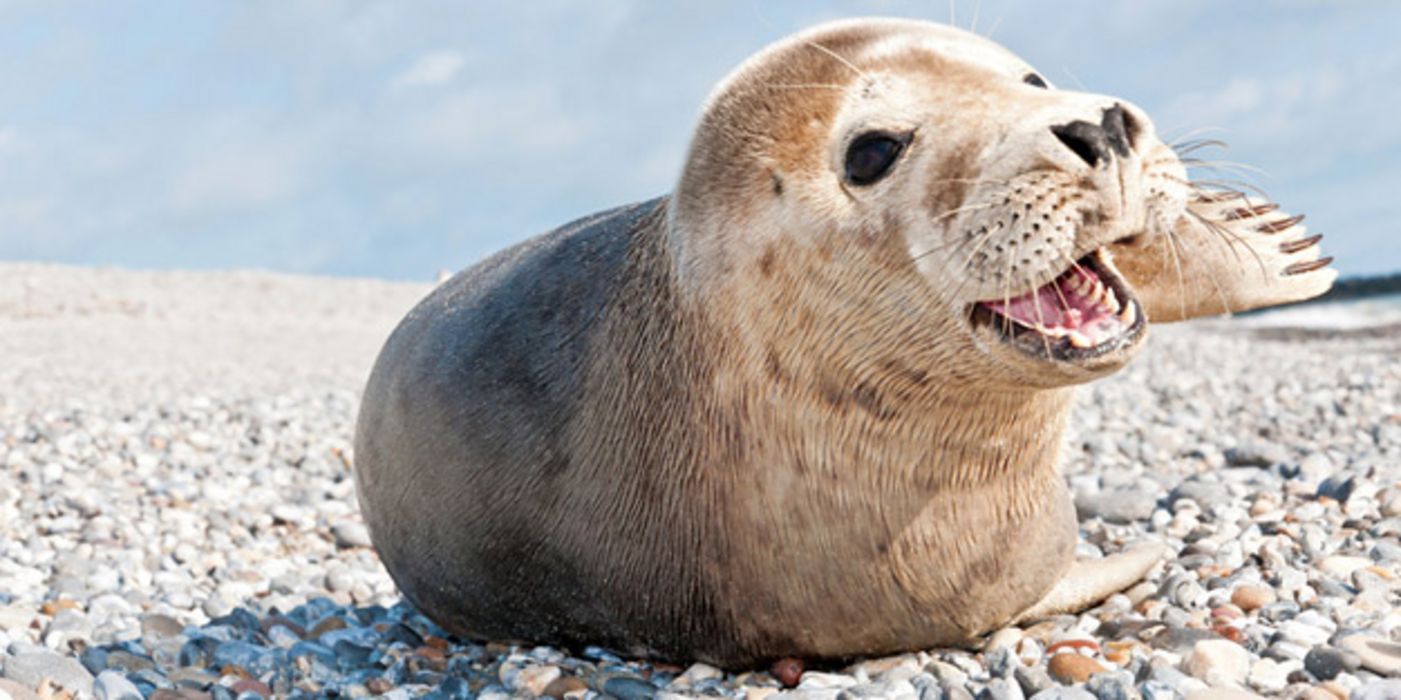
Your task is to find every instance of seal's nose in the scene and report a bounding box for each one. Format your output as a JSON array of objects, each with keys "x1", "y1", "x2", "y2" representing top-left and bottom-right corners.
[{"x1": 1051, "y1": 104, "x2": 1137, "y2": 168}]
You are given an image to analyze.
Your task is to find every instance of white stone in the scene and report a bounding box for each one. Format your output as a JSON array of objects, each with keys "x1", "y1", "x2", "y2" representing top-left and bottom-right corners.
[{"x1": 1183, "y1": 639, "x2": 1251, "y2": 688}]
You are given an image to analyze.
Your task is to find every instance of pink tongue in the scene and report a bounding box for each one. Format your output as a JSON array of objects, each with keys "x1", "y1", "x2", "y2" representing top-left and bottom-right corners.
[{"x1": 982, "y1": 266, "x2": 1107, "y2": 331}]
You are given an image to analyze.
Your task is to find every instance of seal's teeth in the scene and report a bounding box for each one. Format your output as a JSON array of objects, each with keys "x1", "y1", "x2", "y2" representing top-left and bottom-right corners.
[
  {"x1": 1065, "y1": 275, "x2": 1084, "y2": 296},
  {"x1": 1103, "y1": 287, "x2": 1120, "y2": 313},
  {"x1": 1068, "y1": 330, "x2": 1095, "y2": 348},
  {"x1": 1118, "y1": 301, "x2": 1137, "y2": 326}
]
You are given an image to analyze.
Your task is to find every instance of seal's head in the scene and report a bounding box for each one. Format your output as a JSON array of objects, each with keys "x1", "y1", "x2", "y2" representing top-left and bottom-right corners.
[{"x1": 672, "y1": 18, "x2": 1189, "y2": 391}]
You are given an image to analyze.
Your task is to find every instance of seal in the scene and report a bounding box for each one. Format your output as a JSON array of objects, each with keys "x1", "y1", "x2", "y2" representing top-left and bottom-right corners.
[{"x1": 354, "y1": 17, "x2": 1335, "y2": 666}]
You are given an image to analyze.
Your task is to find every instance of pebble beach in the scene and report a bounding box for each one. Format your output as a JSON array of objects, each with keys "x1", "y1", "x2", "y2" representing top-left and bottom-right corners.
[{"x1": 1, "y1": 262, "x2": 1398, "y2": 700}]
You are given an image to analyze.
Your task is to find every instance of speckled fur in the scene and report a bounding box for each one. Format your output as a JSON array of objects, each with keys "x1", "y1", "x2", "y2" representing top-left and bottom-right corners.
[{"x1": 354, "y1": 18, "x2": 1334, "y2": 667}]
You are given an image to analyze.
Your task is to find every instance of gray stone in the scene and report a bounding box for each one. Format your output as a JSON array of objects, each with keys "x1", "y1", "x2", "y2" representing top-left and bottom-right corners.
[
  {"x1": 1370, "y1": 541, "x2": 1401, "y2": 563},
  {"x1": 1014, "y1": 666, "x2": 1056, "y2": 697},
  {"x1": 946, "y1": 686, "x2": 976, "y2": 700},
  {"x1": 94, "y1": 670, "x2": 144, "y2": 700},
  {"x1": 139, "y1": 612, "x2": 184, "y2": 641},
  {"x1": 1168, "y1": 480, "x2": 1230, "y2": 511},
  {"x1": 1138, "y1": 681, "x2": 1180, "y2": 700},
  {"x1": 331, "y1": 521, "x2": 373, "y2": 549},
  {"x1": 1076, "y1": 488, "x2": 1158, "y2": 524},
  {"x1": 1317, "y1": 475, "x2": 1357, "y2": 502},
  {"x1": 1351, "y1": 680, "x2": 1401, "y2": 700},
  {"x1": 602, "y1": 676, "x2": 659, "y2": 700},
  {"x1": 977, "y1": 678, "x2": 1025, "y2": 700},
  {"x1": 1305, "y1": 646, "x2": 1358, "y2": 681},
  {"x1": 1224, "y1": 442, "x2": 1288, "y2": 468},
  {"x1": 1029, "y1": 689, "x2": 1097, "y2": 700},
  {"x1": 1339, "y1": 636, "x2": 1401, "y2": 677},
  {"x1": 1085, "y1": 671, "x2": 1138, "y2": 700},
  {"x1": 1, "y1": 649, "x2": 96, "y2": 696},
  {"x1": 842, "y1": 680, "x2": 919, "y2": 700},
  {"x1": 987, "y1": 648, "x2": 1019, "y2": 679}
]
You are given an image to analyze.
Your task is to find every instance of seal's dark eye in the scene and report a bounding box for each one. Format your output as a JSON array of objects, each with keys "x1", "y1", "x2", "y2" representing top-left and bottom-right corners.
[
  {"x1": 1023, "y1": 73, "x2": 1048, "y2": 88},
  {"x1": 844, "y1": 132, "x2": 908, "y2": 186}
]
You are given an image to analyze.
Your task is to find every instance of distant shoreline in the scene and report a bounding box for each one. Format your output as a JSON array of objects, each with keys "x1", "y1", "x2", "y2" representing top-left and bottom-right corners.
[{"x1": 1307, "y1": 272, "x2": 1401, "y2": 304}]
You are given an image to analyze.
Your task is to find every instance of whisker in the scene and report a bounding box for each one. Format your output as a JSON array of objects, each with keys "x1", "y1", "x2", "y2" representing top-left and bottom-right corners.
[
  {"x1": 983, "y1": 13, "x2": 1005, "y2": 39},
  {"x1": 1188, "y1": 208, "x2": 1270, "y2": 279},
  {"x1": 1180, "y1": 157, "x2": 1267, "y2": 178},
  {"x1": 1161, "y1": 224, "x2": 1193, "y2": 320},
  {"x1": 1060, "y1": 66, "x2": 1087, "y2": 92},
  {"x1": 761, "y1": 83, "x2": 851, "y2": 91},
  {"x1": 1164, "y1": 126, "x2": 1227, "y2": 148},
  {"x1": 926, "y1": 176, "x2": 1014, "y2": 187},
  {"x1": 1170, "y1": 138, "x2": 1228, "y2": 157},
  {"x1": 803, "y1": 40, "x2": 869, "y2": 81}
]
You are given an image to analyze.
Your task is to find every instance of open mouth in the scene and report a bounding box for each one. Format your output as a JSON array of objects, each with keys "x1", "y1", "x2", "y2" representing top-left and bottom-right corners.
[{"x1": 970, "y1": 250, "x2": 1144, "y2": 362}]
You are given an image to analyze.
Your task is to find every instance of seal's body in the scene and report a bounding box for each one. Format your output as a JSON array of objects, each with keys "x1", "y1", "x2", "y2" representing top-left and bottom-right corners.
[{"x1": 355, "y1": 18, "x2": 1334, "y2": 666}]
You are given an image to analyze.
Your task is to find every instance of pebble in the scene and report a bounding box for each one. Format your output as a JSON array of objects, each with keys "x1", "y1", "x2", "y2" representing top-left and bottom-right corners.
[
  {"x1": 1318, "y1": 556, "x2": 1372, "y2": 580},
  {"x1": 1317, "y1": 475, "x2": 1356, "y2": 503},
  {"x1": 1224, "y1": 443, "x2": 1288, "y2": 468},
  {"x1": 1048, "y1": 654, "x2": 1106, "y2": 684},
  {"x1": 1246, "y1": 658, "x2": 1295, "y2": 694},
  {"x1": 1015, "y1": 666, "x2": 1057, "y2": 697},
  {"x1": 516, "y1": 664, "x2": 562, "y2": 695},
  {"x1": 978, "y1": 678, "x2": 1025, "y2": 700},
  {"x1": 1, "y1": 649, "x2": 96, "y2": 696},
  {"x1": 331, "y1": 522, "x2": 373, "y2": 549},
  {"x1": 677, "y1": 662, "x2": 724, "y2": 685},
  {"x1": 601, "y1": 675, "x2": 657, "y2": 699},
  {"x1": 93, "y1": 670, "x2": 144, "y2": 700},
  {"x1": 1183, "y1": 690, "x2": 1265, "y2": 700},
  {"x1": 1352, "y1": 680, "x2": 1401, "y2": 700},
  {"x1": 1338, "y1": 636, "x2": 1401, "y2": 677},
  {"x1": 1084, "y1": 671, "x2": 1136, "y2": 700},
  {"x1": 1229, "y1": 586, "x2": 1275, "y2": 612},
  {"x1": 1027, "y1": 688, "x2": 1096, "y2": 700},
  {"x1": 1305, "y1": 647, "x2": 1358, "y2": 681},
  {"x1": 1076, "y1": 488, "x2": 1159, "y2": 524},
  {"x1": 1183, "y1": 640, "x2": 1251, "y2": 687}
]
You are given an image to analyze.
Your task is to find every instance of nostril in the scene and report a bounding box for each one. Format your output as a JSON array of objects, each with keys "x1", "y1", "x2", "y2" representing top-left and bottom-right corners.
[
  {"x1": 1101, "y1": 104, "x2": 1137, "y2": 157},
  {"x1": 1051, "y1": 121, "x2": 1110, "y2": 168}
]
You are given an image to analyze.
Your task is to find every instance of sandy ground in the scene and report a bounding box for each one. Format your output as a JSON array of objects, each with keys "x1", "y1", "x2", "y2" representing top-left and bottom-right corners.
[{"x1": 0, "y1": 263, "x2": 431, "y2": 410}]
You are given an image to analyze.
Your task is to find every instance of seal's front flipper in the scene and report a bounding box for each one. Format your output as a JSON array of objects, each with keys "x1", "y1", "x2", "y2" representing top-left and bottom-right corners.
[
  {"x1": 1110, "y1": 194, "x2": 1337, "y2": 323},
  {"x1": 1013, "y1": 542, "x2": 1168, "y2": 623}
]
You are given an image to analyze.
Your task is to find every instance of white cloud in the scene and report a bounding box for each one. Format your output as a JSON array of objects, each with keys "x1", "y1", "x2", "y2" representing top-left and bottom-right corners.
[{"x1": 392, "y1": 49, "x2": 465, "y2": 88}]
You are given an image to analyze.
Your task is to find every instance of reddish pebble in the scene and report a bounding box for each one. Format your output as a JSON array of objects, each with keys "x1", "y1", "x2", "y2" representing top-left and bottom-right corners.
[
  {"x1": 771, "y1": 657, "x2": 804, "y2": 688},
  {"x1": 231, "y1": 679, "x2": 271, "y2": 699},
  {"x1": 365, "y1": 677, "x2": 393, "y2": 695},
  {"x1": 542, "y1": 676, "x2": 588, "y2": 699},
  {"x1": 1210, "y1": 606, "x2": 1243, "y2": 621},
  {"x1": 1230, "y1": 585, "x2": 1276, "y2": 612},
  {"x1": 1048, "y1": 653, "x2": 1106, "y2": 684},
  {"x1": 413, "y1": 645, "x2": 445, "y2": 660}
]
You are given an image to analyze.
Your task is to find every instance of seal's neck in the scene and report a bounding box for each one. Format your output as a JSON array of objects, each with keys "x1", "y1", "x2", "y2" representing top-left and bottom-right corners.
[{"x1": 596, "y1": 209, "x2": 1075, "y2": 490}]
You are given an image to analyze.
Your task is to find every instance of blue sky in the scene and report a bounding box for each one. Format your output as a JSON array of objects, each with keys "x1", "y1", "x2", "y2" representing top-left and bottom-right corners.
[{"x1": 1, "y1": 1, "x2": 1397, "y2": 280}]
